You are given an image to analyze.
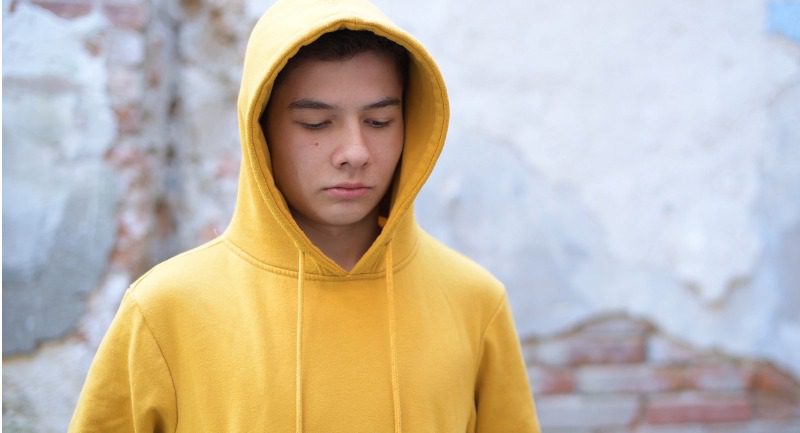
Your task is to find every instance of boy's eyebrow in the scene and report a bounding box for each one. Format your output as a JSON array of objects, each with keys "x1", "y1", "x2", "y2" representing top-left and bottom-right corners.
[
  {"x1": 287, "y1": 97, "x2": 402, "y2": 111},
  {"x1": 363, "y1": 97, "x2": 402, "y2": 110},
  {"x1": 288, "y1": 99, "x2": 334, "y2": 110}
]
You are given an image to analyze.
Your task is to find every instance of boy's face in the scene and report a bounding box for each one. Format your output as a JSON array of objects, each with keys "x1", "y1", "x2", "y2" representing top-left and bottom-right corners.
[{"x1": 264, "y1": 51, "x2": 404, "y2": 232}]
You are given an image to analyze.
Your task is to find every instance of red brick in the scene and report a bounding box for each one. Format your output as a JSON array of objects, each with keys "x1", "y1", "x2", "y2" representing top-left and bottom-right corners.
[
  {"x1": 752, "y1": 391, "x2": 800, "y2": 419},
  {"x1": 581, "y1": 316, "x2": 652, "y2": 338},
  {"x1": 528, "y1": 366, "x2": 575, "y2": 395},
  {"x1": 529, "y1": 334, "x2": 646, "y2": 366},
  {"x1": 214, "y1": 155, "x2": 240, "y2": 180},
  {"x1": 748, "y1": 363, "x2": 800, "y2": 421},
  {"x1": 114, "y1": 105, "x2": 142, "y2": 133},
  {"x1": 31, "y1": 0, "x2": 93, "y2": 18},
  {"x1": 707, "y1": 419, "x2": 800, "y2": 433},
  {"x1": 103, "y1": 3, "x2": 149, "y2": 30},
  {"x1": 750, "y1": 364, "x2": 800, "y2": 396},
  {"x1": 108, "y1": 67, "x2": 144, "y2": 105},
  {"x1": 645, "y1": 392, "x2": 752, "y2": 424},
  {"x1": 685, "y1": 362, "x2": 750, "y2": 391},
  {"x1": 577, "y1": 365, "x2": 684, "y2": 394},
  {"x1": 537, "y1": 394, "x2": 641, "y2": 429}
]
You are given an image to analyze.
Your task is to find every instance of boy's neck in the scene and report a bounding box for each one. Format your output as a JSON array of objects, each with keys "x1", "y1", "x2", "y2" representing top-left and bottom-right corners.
[{"x1": 291, "y1": 210, "x2": 381, "y2": 272}]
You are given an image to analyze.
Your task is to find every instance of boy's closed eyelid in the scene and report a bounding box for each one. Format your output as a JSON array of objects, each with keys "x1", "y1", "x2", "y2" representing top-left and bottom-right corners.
[
  {"x1": 294, "y1": 120, "x2": 331, "y2": 130},
  {"x1": 364, "y1": 118, "x2": 394, "y2": 128}
]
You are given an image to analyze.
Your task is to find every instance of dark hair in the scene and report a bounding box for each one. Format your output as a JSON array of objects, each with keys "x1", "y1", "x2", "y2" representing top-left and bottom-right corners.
[{"x1": 272, "y1": 29, "x2": 410, "y2": 91}]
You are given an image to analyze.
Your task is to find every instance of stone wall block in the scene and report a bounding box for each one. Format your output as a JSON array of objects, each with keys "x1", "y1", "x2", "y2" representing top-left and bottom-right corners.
[
  {"x1": 580, "y1": 315, "x2": 654, "y2": 338},
  {"x1": 577, "y1": 365, "x2": 685, "y2": 394},
  {"x1": 527, "y1": 333, "x2": 647, "y2": 366},
  {"x1": 29, "y1": 0, "x2": 93, "y2": 19},
  {"x1": 536, "y1": 394, "x2": 641, "y2": 429},
  {"x1": 107, "y1": 66, "x2": 144, "y2": 106},
  {"x1": 106, "y1": 27, "x2": 145, "y2": 66},
  {"x1": 3, "y1": 3, "x2": 119, "y2": 355},
  {"x1": 113, "y1": 104, "x2": 143, "y2": 133},
  {"x1": 3, "y1": 165, "x2": 118, "y2": 354},
  {"x1": 685, "y1": 363, "x2": 751, "y2": 391},
  {"x1": 528, "y1": 365, "x2": 576, "y2": 395},
  {"x1": 750, "y1": 364, "x2": 800, "y2": 397},
  {"x1": 753, "y1": 392, "x2": 800, "y2": 419},
  {"x1": 103, "y1": 2, "x2": 150, "y2": 30},
  {"x1": 709, "y1": 419, "x2": 800, "y2": 433},
  {"x1": 644, "y1": 392, "x2": 752, "y2": 424}
]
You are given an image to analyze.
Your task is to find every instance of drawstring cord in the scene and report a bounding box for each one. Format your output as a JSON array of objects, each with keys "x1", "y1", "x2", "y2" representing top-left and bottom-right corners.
[
  {"x1": 385, "y1": 242, "x2": 402, "y2": 433},
  {"x1": 296, "y1": 250, "x2": 305, "y2": 433},
  {"x1": 294, "y1": 242, "x2": 400, "y2": 433}
]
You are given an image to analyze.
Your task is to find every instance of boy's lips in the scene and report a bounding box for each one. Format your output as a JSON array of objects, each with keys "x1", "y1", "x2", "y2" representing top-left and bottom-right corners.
[{"x1": 324, "y1": 183, "x2": 372, "y2": 199}]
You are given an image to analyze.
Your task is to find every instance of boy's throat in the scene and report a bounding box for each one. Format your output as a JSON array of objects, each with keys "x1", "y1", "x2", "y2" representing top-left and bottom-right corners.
[{"x1": 291, "y1": 208, "x2": 382, "y2": 272}]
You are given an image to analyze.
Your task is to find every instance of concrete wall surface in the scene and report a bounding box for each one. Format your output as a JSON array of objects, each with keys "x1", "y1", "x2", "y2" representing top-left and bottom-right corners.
[{"x1": 3, "y1": 0, "x2": 799, "y2": 431}]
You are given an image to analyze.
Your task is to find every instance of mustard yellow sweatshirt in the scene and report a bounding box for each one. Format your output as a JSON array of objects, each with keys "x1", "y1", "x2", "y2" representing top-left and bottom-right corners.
[{"x1": 69, "y1": 0, "x2": 540, "y2": 431}]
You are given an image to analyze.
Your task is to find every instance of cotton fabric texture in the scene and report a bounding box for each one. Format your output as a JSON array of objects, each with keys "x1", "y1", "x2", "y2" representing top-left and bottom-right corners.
[{"x1": 68, "y1": 0, "x2": 540, "y2": 431}]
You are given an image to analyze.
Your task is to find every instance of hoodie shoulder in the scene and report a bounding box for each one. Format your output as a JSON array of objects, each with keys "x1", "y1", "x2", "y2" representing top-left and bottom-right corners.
[
  {"x1": 127, "y1": 238, "x2": 231, "y2": 308},
  {"x1": 414, "y1": 229, "x2": 507, "y2": 302}
]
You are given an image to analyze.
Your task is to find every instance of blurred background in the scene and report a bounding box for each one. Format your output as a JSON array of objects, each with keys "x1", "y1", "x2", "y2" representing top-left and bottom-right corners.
[{"x1": 3, "y1": 0, "x2": 800, "y2": 431}]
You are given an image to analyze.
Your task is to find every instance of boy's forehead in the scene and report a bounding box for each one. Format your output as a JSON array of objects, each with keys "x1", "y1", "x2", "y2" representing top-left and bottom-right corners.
[
  {"x1": 280, "y1": 49, "x2": 398, "y2": 79},
  {"x1": 270, "y1": 52, "x2": 403, "y2": 102}
]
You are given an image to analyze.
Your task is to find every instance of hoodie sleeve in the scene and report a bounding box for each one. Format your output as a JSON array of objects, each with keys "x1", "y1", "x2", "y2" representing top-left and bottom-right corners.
[
  {"x1": 69, "y1": 291, "x2": 177, "y2": 433},
  {"x1": 475, "y1": 294, "x2": 541, "y2": 433}
]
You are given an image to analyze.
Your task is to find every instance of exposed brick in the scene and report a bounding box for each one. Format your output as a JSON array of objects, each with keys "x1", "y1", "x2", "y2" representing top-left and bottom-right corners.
[
  {"x1": 645, "y1": 392, "x2": 752, "y2": 424},
  {"x1": 647, "y1": 335, "x2": 697, "y2": 364},
  {"x1": 31, "y1": 0, "x2": 93, "y2": 19},
  {"x1": 214, "y1": 154, "x2": 239, "y2": 180},
  {"x1": 750, "y1": 364, "x2": 800, "y2": 396},
  {"x1": 752, "y1": 391, "x2": 800, "y2": 419},
  {"x1": 637, "y1": 421, "x2": 800, "y2": 433},
  {"x1": 528, "y1": 334, "x2": 646, "y2": 366},
  {"x1": 599, "y1": 429, "x2": 637, "y2": 433},
  {"x1": 577, "y1": 365, "x2": 684, "y2": 394},
  {"x1": 537, "y1": 394, "x2": 641, "y2": 429},
  {"x1": 710, "y1": 419, "x2": 800, "y2": 433},
  {"x1": 108, "y1": 67, "x2": 144, "y2": 106},
  {"x1": 685, "y1": 362, "x2": 750, "y2": 391},
  {"x1": 544, "y1": 428, "x2": 595, "y2": 433},
  {"x1": 634, "y1": 425, "x2": 710, "y2": 433},
  {"x1": 528, "y1": 365, "x2": 575, "y2": 395},
  {"x1": 581, "y1": 316, "x2": 653, "y2": 338},
  {"x1": 103, "y1": 3, "x2": 149, "y2": 30},
  {"x1": 113, "y1": 105, "x2": 142, "y2": 133}
]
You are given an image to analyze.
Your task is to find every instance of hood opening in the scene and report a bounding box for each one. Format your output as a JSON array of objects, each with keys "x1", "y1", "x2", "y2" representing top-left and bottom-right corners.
[{"x1": 226, "y1": 0, "x2": 449, "y2": 276}]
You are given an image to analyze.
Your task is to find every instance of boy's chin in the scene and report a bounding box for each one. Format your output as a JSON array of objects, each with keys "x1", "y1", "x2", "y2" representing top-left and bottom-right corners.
[{"x1": 293, "y1": 204, "x2": 381, "y2": 231}]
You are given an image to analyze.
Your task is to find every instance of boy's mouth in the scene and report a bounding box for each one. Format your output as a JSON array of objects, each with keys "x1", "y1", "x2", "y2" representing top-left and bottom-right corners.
[{"x1": 325, "y1": 183, "x2": 372, "y2": 199}]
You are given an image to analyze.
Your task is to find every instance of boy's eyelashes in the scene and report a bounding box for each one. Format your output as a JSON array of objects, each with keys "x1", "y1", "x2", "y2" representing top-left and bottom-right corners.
[
  {"x1": 365, "y1": 119, "x2": 393, "y2": 128},
  {"x1": 294, "y1": 118, "x2": 395, "y2": 130},
  {"x1": 297, "y1": 120, "x2": 331, "y2": 130}
]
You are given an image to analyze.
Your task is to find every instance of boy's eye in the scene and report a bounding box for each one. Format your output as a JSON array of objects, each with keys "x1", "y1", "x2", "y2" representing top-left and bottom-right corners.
[
  {"x1": 365, "y1": 119, "x2": 392, "y2": 128},
  {"x1": 298, "y1": 121, "x2": 330, "y2": 130}
]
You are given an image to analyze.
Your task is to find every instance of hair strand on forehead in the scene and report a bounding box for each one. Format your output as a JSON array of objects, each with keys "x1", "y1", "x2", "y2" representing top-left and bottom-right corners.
[{"x1": 273, "y1": 29, "x2": 410, "y2": 93}]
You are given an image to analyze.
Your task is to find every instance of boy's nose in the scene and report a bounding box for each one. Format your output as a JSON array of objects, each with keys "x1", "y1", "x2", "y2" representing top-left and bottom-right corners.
[{"x1": 333, "y1": 122, "x2": 369, "y2": 168}]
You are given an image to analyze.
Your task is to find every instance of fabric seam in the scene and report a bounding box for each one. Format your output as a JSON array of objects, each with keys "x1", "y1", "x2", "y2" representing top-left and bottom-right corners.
[
  {"x1": 126, "y1": 289, "x2": 179, "y2": 432},
  {"x1": 221, "y1": 235, "x2": 419, "y2": 281},
  {"x1": 129, "y1": 238, "x2": 224, "y2": 288},
  {"x1": 474, "y1": 292, "x2": 507, "y2": 380}
]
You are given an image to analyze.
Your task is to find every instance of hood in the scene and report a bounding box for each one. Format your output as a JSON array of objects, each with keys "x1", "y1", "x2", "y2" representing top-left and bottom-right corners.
[{"x1": 225, "y1": 0, "x2": 449, "y2": 277}]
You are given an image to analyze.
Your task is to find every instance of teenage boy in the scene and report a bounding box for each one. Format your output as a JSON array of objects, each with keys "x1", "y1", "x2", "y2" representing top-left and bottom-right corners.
[{"x1": 70, "y1": 0, "x2": 540, "y2": 431}]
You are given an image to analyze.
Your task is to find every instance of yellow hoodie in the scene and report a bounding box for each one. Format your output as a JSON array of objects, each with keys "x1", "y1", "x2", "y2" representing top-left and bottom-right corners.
[{"x1": 69, "y1": 0, "x2": 540, "y2": 432}]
